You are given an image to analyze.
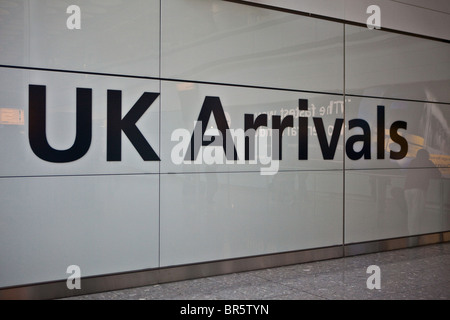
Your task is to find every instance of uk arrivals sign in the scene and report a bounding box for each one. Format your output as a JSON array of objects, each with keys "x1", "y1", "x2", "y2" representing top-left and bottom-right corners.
[{"x1": 28, "y1": 85, "x2": 408, "y2": 174}]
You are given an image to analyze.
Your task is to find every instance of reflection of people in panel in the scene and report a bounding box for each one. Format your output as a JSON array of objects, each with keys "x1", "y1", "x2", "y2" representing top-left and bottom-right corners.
[{"x1": 404, "y1": 149, "x2": 441, "y2": 234}]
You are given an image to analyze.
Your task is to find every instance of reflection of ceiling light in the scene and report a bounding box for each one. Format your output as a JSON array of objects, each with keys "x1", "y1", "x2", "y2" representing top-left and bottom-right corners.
[
  {"x1": 212, "y1": 4, "x2": 220, "y2": 14},
  {"x1": 0, "y1": 108, "x2": 25, "y2": 125},
  {"x1": 176, "y1": 82, "x2": 195, "y2": 91},
  {"x1": 100, "y1": 0, "x2": 124, "y2": 6}
]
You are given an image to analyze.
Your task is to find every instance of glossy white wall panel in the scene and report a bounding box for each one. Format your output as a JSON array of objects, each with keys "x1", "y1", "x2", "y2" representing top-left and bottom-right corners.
[
  {"x1": 160, "y1": 81, "x2": 344, "y2": 174},
  {"x1": 160, "y1": 171, "x2": 343, "y2": 266},
  {"x1": 0, "y1": 68, "x2": 160, "y2": 176},
  {"x1": 244, "y1": 0, "x2": 345, "y2": 23},
  {"x1": 346, "y1": 25, "x2": 450, "y2": 103},
  {"x1": 345, "y1": 169, "x2": 448, "y2": 244},
  {"x1": 161, "y1": 0, "x2": 343, "y2": 93},
  {"x1": 0, "y1": 174, "x2": 159, "y2": 288},
  {"x1": 345, "y1": 97, "x2": 450, "y2": 172},
  {"x1": 0, "y1": 0, "x2": 28, "y2": 67},
  {"x1": 0, "y1": 0, "x2": 160, "y2": 76},
  {"x1": 245, "y1": 0, "x2": 450, "y2": 41}
]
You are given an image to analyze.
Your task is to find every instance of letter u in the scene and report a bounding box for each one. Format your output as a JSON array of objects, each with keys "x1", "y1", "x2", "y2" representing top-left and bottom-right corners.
[{"x1": 28, "y1": 85, "x2": 92, "y2": 163}]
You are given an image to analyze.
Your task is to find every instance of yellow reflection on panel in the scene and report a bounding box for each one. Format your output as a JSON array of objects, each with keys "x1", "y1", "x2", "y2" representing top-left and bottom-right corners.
[
  {"x1": 385, "y1": 130, "x2": 450, "y2": 175},
  {"x1": 430, "y1": 154, "x2": 450, "y2": 176},
  {"x1": 0, "y1": 108, "x2": 24, "y2": 125}
]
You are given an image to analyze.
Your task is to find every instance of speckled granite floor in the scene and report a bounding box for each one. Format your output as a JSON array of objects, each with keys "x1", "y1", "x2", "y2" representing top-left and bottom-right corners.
[{"x1": 64, "y1": 242, "x2": 450, "y2": 300}]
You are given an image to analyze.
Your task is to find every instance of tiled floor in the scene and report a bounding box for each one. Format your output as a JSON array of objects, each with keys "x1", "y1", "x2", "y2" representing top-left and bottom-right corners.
[{"x1": 64, "y1": 242, "x2": 450, "y2": 300}]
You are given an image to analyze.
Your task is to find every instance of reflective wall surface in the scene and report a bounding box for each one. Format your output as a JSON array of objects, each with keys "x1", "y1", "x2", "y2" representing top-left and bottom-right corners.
[
  {"x1": 344, "y1": 25, "x2": 450, "y2": 243},
  {"x1": 161, "y1": 0, "x2": 343, "y2": 93},
  {"x1": 0, "y1": 0, "x2": 160, "y2": 76},
  {"x1": 160, "y1": 171, "x2": 343, "y2": 266},
  {"x1": 0, "y1": 68, "x2": 160, "y2": 176},
  {"x1": 0, "y1": 0, "x2": 448, "y2": 290},
  {"x1": 345, "y1": 25, "x2": 450, "y2": 103}
]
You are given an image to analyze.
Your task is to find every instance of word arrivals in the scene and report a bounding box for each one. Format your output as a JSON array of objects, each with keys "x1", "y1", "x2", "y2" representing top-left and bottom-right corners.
[{"x1": 171, "y1": 97, "x2": 408, "y2": 174}]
